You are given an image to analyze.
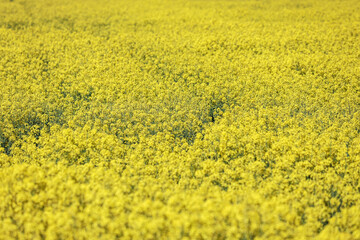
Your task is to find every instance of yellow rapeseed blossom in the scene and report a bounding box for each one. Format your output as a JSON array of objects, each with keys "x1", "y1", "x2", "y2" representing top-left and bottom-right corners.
[{"x1": 0, "y1": 0, "x2": 360, "y2": 239}]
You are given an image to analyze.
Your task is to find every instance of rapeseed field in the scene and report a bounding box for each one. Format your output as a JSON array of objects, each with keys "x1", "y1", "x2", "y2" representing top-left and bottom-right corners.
[{"x1": 1, "y1": 0, "x2": 360, "y2": 239}]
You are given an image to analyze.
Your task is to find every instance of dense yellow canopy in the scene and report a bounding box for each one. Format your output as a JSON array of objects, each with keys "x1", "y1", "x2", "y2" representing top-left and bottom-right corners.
[{"x1": 0, "y1": 0, "x2": 359, "y2": 239}]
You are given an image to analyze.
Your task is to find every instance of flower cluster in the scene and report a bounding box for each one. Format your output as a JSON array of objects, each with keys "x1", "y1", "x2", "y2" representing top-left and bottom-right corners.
[{"x1": 1, "y1": 0, "x2": 360, "y2": 239}]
